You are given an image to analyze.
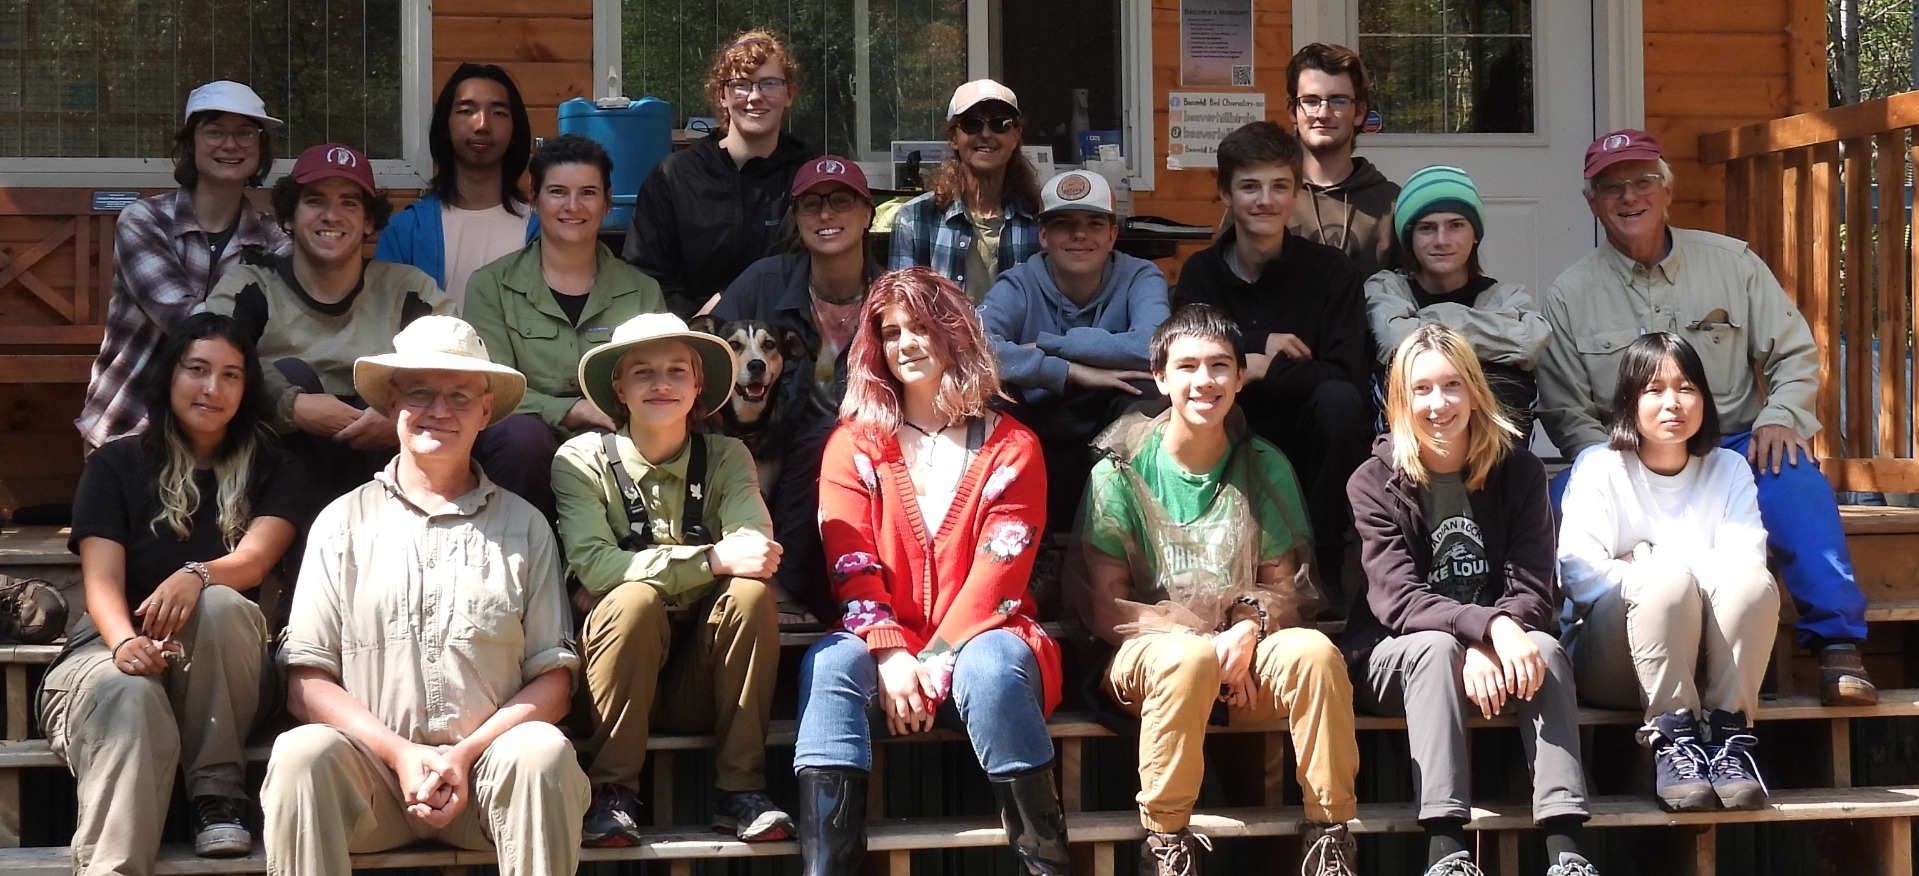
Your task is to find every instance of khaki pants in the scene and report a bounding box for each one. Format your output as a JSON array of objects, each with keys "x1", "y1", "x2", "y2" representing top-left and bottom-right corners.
[
  {"x1": 40, "y1": 586, "x2": 273, "y2": 876},
  {"x1": 1104, "y1": 628, "x2": 1360, "y2": 831},
  {"x1": 581, "y1": 576, "x2": 778, "y2": 792},
  {"x1": 260, "y1": 722, "x2": 588, "y2": 876},
  {"x1": 1571, "y1": 558, "x2": 1779, "y2": 725}
]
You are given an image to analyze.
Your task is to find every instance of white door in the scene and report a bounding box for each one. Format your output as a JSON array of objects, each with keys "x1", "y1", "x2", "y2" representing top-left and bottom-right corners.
[{"x1": 1295, "y1": 0, "x2": 1603, "y2": 295}]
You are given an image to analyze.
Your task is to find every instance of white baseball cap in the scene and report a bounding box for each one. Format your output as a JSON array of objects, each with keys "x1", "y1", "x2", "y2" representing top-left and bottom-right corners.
[
  {"x1": 1038, "y1": 170, "x2": 1115, "y2": 219},
  {"x1": 946, "y1": 79, "x2": 1020, "y2": 120},
  {"x1": 183, "y1": 81, "x2": 283, "y2": 129}
]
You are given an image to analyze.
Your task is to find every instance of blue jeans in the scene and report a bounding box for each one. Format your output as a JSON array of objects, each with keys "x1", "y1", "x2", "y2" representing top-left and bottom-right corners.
[
  {"x1": 1550, "y1": 430, "x2": 1869, "y2": 646},
  {"x1": 793, "y1": 630, "x2": 1054, "y2": 776}
]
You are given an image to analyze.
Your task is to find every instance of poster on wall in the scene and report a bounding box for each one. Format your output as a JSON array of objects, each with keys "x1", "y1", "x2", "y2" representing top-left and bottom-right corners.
[
  {"x1": 1180, "y1": 0, "x2": 1254, "y2": 87},
  {"x1": 1166, "y1": 92, "x2": 1266, "y2": 170}
]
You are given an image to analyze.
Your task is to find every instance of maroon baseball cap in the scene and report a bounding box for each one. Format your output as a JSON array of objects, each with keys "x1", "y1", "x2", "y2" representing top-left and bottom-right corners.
[
  {"x1": 791, "y1": 155, "x2": 871, "y2": 201},
  {"x1": 290, "y1": 143, "x2": 377, "y2": 197},
  {"x1": 1584, "y1": 129, "x2": 1665, "y2": 179}
]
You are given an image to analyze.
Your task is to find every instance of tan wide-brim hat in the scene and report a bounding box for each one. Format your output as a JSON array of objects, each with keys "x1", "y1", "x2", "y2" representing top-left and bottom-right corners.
[
  {"x1": 353, "y1": 315, "x2": 527, "y2": 426},
  {"x1": 577, "y1": 312, "x2": 737, "y2": 421}
]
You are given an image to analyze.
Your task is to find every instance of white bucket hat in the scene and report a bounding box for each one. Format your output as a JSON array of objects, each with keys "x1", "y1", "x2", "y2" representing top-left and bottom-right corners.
[
  {"x1": 353, "y1": 316, "x2": 527, "y2": 425},
  {"x1": 184, "y1": 80, "x2": 283, "y2": 129},
  {"x1": 577, "y1": 313, "x2": 737, "y2": 421}
]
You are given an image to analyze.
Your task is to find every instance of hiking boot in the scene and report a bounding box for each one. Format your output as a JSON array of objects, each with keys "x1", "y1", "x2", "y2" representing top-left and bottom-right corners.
[
  {"x1": 581, "y1": 783, "x2": 646, "y2": 848},
  {"x1": 0, "y1": 575, "x2": 67, "y2": 645},
  {"x1": 797, "y1": 767, "x2": 868, "y2": 876},
  {"x1": 1703, "y1": 709, "x2": 1769, "y2": 810},
  {"x1": 1642, "y1": 709, "x2": 1716, "y2": 812},
  {"x1": 1818, "y1": 643, "x2": 1878, "y2": 706},
  {"x1": 713, "y1": 789, "x2": 795, "y2": 842},
  {"x1": 988, "y1": 766, "x2": 1070, "y2": 875},
  {"x1": 191, "y1": 795, "x2": 252, "y2": 858},
  {"x1": 1139, "y1": 828, "x2": 1212, "y2": 876},
  {"x1": 1546, "y1": 852, "x2": 1602, "y2": 876},
  {"x1": 1299, "y1": 821, "x2": 1357, "y2": 876},
  {"x1": 1422, "y1": 850, "x2": 1484, "y2": 876}
]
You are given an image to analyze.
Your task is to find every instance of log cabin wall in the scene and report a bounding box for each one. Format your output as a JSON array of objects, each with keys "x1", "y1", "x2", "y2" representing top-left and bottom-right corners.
[{"x1": 1643, "y1": 0, "x2": 1826, "y2": 232}]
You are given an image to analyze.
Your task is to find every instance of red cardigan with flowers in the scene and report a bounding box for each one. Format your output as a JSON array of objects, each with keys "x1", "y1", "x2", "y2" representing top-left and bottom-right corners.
[{"x1": 818, "y1": 413, "x2": 1061, "y2": 714}]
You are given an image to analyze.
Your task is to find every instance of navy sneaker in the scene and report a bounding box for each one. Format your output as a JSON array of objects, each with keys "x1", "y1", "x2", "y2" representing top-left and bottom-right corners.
[
  {"x1": 1642, "y1": 709, "x2": 1716, "y2": 811},
  {"x1": 1703, "y1": 709, "x2": 1768, "y2": 810},
  {"x1": 712, "y1": 789, "x2": 795, "y2": 842},
  {"x1": 581, "y1": 783, "x2": 646, "y2": 848}
]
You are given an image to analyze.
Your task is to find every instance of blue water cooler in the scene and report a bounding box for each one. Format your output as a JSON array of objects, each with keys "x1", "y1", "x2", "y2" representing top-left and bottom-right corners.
[{"x1": 557, "y1": 96, "x2": 672, "y2": 231}]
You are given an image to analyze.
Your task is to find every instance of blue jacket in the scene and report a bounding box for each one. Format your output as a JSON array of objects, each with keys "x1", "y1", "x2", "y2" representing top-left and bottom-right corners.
[
  {"x1": 373, "y1": 192, "x2": 537, "y2": 290},
  {"x1": 979, "y1": 250, "x2": 1170, "y2": 405}
]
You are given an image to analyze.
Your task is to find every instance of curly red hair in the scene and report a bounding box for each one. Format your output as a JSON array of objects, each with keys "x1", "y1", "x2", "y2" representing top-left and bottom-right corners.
[{"x1": 839, "y1": 267, "x2": 1000, "y2": 438}]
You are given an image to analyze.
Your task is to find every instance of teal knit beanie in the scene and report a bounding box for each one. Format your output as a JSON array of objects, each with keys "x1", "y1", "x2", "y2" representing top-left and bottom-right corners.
[{"x1": 1395, "y1": 165, "x2": 1484, "y2": 252}]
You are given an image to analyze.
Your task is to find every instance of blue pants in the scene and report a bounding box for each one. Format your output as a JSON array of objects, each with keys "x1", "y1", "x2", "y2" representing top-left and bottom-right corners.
[
  {"x1": 792, "y1": 630, "x2": 1054, "y2": 776},
  {"x1": 1551, "y1": 430, "x2": 1868, "y2": 646}
]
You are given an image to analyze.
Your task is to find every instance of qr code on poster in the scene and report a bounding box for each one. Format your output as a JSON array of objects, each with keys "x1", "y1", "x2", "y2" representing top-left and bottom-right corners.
[{"x1": 1231, "y1": 66, "x2": 1252, "y2": 87}]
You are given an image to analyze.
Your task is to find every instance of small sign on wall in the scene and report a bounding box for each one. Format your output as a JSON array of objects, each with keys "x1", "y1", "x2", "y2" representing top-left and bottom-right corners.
[
  {"x1": 1180, "y1": 0, "x2": 1254, "y2": 87},
  {"x1": 91, "y1": 191, "x2": 141, "y2": 212},
  {"x1": 1166, "y1": 92, "x2": 1266, "y2": 170}
]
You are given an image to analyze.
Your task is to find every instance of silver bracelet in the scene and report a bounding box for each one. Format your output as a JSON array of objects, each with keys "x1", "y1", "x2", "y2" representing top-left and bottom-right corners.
[{"x1": 183, "y1": 561, "x2": 212, "y2": 589}]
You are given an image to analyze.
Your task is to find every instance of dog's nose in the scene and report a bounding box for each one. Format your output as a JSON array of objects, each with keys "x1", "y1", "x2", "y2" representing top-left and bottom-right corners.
[{"x1": 748, "y1": 360, "x2": 766, "y2": 375}]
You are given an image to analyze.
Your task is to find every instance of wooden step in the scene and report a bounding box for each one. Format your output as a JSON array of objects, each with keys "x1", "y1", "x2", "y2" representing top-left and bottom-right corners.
[{"x1": 5, "y1": 787, "x2": 1917, "y2": 875}]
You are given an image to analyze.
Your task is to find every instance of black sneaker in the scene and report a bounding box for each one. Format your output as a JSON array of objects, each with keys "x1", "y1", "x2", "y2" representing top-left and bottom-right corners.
[
  {"x1": 0, "y1": 575, "x2": 66, "y2": 645},
  {"x1": 191, "y1": 796, "x2": 252, "y2": 858},
  {"x1": 1139, "y1": 828, "x2": 1212, "y2": 876},
  {"x1": 581, "y1": 783, "x2": 646, "y2": 848},
  {"x1": 1642, "y1": 709, "x2": 1716, "y2": 812},
  {"x1": 1703, "y1": 709, "x2": 1768, "y2": 810},
  {"x1": 1817, "y1": 643, "x2": 1878, "y2": 706},
  {"x1": 712, "y1": 789, "x2": 794, "y2": 842}
]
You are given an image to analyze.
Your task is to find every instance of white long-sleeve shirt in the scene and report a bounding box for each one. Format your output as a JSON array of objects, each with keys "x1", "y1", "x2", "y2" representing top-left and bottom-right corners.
[{"x1": 1556, "y1": 445, "x2": 1769, "y2": 629}]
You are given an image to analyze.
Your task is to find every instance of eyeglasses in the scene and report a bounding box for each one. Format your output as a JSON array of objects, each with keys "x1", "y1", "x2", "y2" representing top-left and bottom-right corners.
[
  {"x1": 1592, "y1": 172, "x2": 1666, "y2": 201},
  {"x1": 797, "y1": 191, "x2": 863, "y2": 215},
  {"x1": 198, "y1": 126, "x2": 262, "y2": 146},
  {"x1": 1293, "y1": 96, "x2": 1357, "y2": 115},
  {"x1": 723, "y1": 77, "x2": 789, "y2": 100},
  {"x1": 955, "y1": 115, "x2": 1020, "y2": 136},
  {"x1": 399, "y1": 388, "x2": 484, "y2": 412}
]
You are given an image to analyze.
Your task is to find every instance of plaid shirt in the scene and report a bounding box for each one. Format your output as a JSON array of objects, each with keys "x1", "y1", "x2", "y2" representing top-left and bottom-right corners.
[
  {"x1": 76, "y1": 189, "x2": 287, "y2": 448},
  {"x1": 886, "y1": 191, "x2": 1038, "y2": 292}
]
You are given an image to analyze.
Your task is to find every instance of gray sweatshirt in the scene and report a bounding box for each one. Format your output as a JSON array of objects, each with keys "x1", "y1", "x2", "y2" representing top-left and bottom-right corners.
[{"x1": 979, "y1": 251, "x2": 1170, "y2": 405}]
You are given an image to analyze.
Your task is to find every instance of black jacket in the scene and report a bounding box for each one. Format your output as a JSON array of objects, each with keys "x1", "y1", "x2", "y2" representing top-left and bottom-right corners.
[
  {"x1": 623, "y1": 134, "x2": 817, "y2": 316},
  {"x1": 1173, "y1": 228, "x2": 1373, "y2": 411},
  {"x1": 1340, "y1": 436, "x2": 1560, "y2": 671}
]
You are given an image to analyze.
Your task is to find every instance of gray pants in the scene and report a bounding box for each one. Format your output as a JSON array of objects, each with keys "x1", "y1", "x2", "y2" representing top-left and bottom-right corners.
[
  {"x1": 39, "y1": 587, "x2": 274, "y2": 876},
  {"x1": 1357, "y1": 629, "x2": 1589, "y2": 824}
]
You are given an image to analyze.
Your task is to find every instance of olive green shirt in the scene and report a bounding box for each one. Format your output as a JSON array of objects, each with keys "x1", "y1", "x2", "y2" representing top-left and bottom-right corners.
[
  {"x1": 551, "y1": 428, "x2": 771, "y2": 604},
  {"x1": 463, "y1": 240, "x2": 667, "y2": 434}
]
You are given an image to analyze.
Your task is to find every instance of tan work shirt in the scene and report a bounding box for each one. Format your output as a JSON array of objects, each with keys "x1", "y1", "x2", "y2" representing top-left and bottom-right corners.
[
  {"x1": 1536, "y1": 227, "x2": 1822, "y2": 457},
  {"x1": 282, "y1": 462, "x2": 579, "y2": 747}
]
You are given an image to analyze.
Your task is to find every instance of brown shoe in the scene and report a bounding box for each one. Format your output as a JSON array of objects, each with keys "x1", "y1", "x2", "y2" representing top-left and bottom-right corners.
[
  {"x1": 1818, "y1": 643, "x2": 1878, "y2": 706},
  {"x1": 1139, "y1": 828, "x2": 1211, "y2": 876}
]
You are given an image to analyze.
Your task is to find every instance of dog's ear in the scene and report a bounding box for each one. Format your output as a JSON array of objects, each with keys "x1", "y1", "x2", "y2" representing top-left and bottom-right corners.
[
  {"x1": 779, "y1": 326, "x2": 810, "y2": 362},
  {"x1": 688, "y1": 315, "x2": 721, "y2": 337}
]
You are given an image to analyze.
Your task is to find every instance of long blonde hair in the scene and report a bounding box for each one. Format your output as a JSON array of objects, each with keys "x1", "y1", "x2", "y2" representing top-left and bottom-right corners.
[{"x1": 1384, "y1": 325, "x2": 1518, "y2": 492}]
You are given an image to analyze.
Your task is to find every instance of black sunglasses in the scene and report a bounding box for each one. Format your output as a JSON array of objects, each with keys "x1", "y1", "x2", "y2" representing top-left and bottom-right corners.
[{"x1": 956, "y1": 115, "x2": 1020, "y2": 136}]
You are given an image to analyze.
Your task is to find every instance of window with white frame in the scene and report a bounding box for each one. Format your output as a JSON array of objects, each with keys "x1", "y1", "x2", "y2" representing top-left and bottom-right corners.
[
  {"x1": 1358, "y1": 0, "x2": 1534, "y2": 134},
  {"x1": 0, "y1": 1, "x2": 422, "y2": 183},
  {"x1": 605, "y1": 0, "x2": 1154, "y2": 187}
]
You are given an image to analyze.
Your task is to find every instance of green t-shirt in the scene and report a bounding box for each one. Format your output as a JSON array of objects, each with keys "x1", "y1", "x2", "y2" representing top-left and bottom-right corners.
[
  {"x1": 1083, "y1": 424, "x2": 1312, "y2": 604},
  {"x1": 964, "y1": 210, "x2": 1006, "y2": 304}
]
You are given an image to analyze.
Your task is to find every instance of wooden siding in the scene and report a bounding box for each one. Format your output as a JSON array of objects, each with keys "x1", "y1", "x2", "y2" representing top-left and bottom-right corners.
[
  {"x1": 1644, "y1": 0, "x2": 1826, "y2": 231},
  {"x1": 1130, "y1": 0, "x2": 1291, "y2": 281},
  {"x1": 434, "y1": 0, "x2": 597, "y2": 141}
]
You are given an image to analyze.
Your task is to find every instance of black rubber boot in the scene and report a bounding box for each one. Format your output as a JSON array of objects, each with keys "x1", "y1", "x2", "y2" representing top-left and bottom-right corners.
[
  {"x1": 797, "y1": 767, "x2": 868, "y2": 876},
  {"x1": 989, "y1": 765, "x2": 1071, "y2": 875}
]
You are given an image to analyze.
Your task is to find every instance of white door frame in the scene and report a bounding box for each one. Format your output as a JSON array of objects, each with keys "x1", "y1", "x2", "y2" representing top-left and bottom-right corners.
[{"x1": 1292, "y1": 0, "x2": 1644, "y2": 133}]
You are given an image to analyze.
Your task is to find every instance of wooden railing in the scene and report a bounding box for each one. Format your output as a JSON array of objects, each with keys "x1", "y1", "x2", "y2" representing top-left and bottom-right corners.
[{"x1": 1702, "y1": 92, "x2": 1919, "y2": 493}]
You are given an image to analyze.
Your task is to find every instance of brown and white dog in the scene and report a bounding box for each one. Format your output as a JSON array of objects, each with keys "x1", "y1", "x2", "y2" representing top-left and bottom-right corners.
[{"x1": 690, "y1": 317, "x2": 809, "y2": 500}]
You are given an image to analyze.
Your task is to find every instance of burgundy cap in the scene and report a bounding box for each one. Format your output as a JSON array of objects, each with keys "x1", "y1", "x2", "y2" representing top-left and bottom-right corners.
[
  {"x1": 290, "y1": 143, "x2": 376, "y2": 197},
  {"x1": 1584, "y1": 129, "x2": 1664, "y2": 179},
  {"x1": 790, "y1": 155, "x2": 871, "y2": 201}
]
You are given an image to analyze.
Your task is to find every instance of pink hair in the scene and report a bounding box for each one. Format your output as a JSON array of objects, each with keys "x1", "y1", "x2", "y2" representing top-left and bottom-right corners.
[{"x1": 839, "y1": 267, "x2": 1000, "y2": 438}]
